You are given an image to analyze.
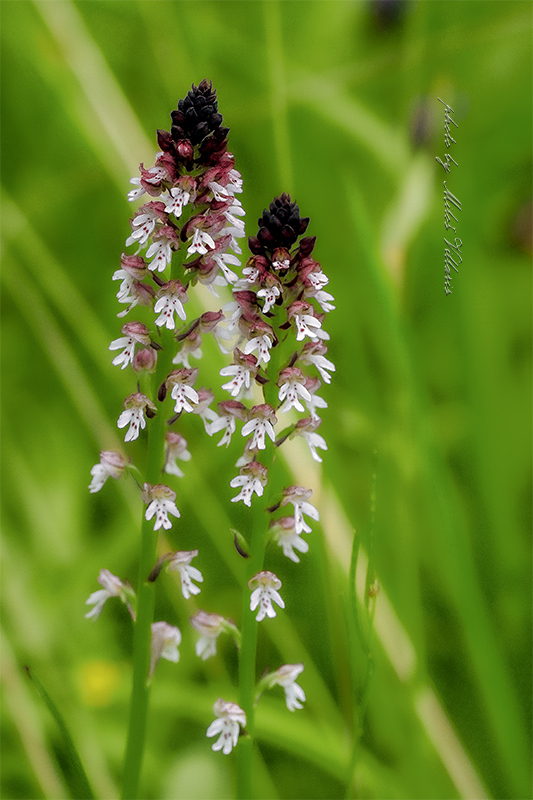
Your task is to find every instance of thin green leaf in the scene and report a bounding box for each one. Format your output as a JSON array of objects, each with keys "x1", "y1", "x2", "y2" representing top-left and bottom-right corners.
[{"x1": 25, "y1": 666, "x2": 95, "y2": 800}]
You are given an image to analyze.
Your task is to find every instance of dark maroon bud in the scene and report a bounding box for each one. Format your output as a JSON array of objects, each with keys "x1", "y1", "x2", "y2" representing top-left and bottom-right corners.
[
  {"x1": 233, "y1": 290, "x2": 258, "y2": 314},
  {"x1": 258, "y1": 227, "x2": 275, "y2": 246},
  {"x1": 145, "y1": 406, "x2": 157, "y2": 419},
  {"x1": 287, "y1": 351, "x2": 299, "y2": 368},
  {"x1": 175, "y1": 317, "x2": 200, "y2": 342},
  {"x1": 171, "y1": 125, "x2": 186, "y2": 141},
  {"x1": 266, "y1": 501, "x2": 281, "y2": 513},
  {"x1": 299, "y1": 236, "x2": 316, "y2": 256},
  {"x1": 268, "y1": 215, "x2": 283, "y2": 234},
  {"x1": 176, "y1": 140, "x2": 194, "y2": 160},
  {"x1": 147, "y1": 553, "x2": 172, "y2": 583},
  {"x1": 150, "y1": 341, "x2": 163, "y2": 351},
  {"x1": 281, "y1": 224, "x2": 296, "y2": 243},
  {"x1": 195, "y1": 121, "x2": 209, "y2": 141},
  {"x1": 199, "y1": 129, "x2": 229, "y2": 160},
  {"x1": 180, "y1": 219, "x2": 193, "y2": 242},
  {"x1": 156, "y1": 129, "x2": 174, "y2": 153},
  {"x1": 181, "y1": 213, "x2": 205, "y2": 242},
  {"x1": 182, "y1": 253, "x2": 201, "y2": 273},
  {"x1": 287, "y1": 210, "x2": 301, "y2": 229},
  {"x1": 275, "y1": 431, "x2": 291, "y2": 447},
  {"x1": 171, "y1": 109, "x2": 186, "y2": 125},
  {"x1": 213, "y1": 125, "x2": 229, "y2": 141},
  {"x1": 158, "y1": 381, "x2": 167, "y2": 402},
  {"x1": 151, "y1": 273, "x2": 166, "y2": 287},
  {"x1": 248, "y1": 236, "x2": 262, "y2": 254}
]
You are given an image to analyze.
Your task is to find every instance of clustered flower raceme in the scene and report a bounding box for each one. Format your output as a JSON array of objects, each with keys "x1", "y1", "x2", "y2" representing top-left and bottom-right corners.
[
  {"x1": 86, "y1": 84, "x2": 332, "y2": 758},
  {"x1": 86, "y1": 81, "x2": 247, "y2": 696},
  {"x1": 124, "y1": 78, "x2": 245, "y2": 296},
  {"x1": 91, "y1": 86, "x2": 245, "y2": 526},
  {"x1": 205, "y1": 193, "x2": 334, "y2": 566},
  {"x1": 201, "y1": 195, "x2": 334, "y2": 749}
]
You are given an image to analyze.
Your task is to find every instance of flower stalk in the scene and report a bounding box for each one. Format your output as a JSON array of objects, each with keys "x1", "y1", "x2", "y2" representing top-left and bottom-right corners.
[
  {"x1": 236, "y1": 522, "x2": 266, "y2": 799},
  {"x1": 121, "y1": 331, "x2": 175, "y2": 800}
]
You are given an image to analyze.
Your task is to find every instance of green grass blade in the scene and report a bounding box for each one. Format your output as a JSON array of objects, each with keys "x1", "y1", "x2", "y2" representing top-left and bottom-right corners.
[{"x1": 25, "y1": 667, "x2": 95, "y2": 800}]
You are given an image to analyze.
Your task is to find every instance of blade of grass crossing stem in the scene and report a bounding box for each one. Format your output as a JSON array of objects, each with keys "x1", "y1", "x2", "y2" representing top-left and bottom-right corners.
[{"x1": 24, "y1": 667, "x2": 95, "y2": 800}]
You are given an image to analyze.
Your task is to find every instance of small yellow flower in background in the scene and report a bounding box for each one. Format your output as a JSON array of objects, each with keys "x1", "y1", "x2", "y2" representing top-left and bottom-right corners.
[{"x1": 77, "y1": 659, "x2": 123, "y2": 707}]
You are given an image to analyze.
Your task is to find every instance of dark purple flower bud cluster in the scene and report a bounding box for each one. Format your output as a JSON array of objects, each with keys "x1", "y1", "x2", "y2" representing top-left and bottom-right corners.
[
  {"x1": 122, "y1": 79, "x2": 244, "y2": 297},
  {"x1": 157, "y1": 79, "x2": 230, "y2": 169},
  {"x1": 250, "y1": 193, "x2": 310, "y2": 252}
]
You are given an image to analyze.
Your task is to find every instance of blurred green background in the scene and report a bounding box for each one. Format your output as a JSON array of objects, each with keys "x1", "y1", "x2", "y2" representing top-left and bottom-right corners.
[{"x1": 1, "y1": 1, "x2": 531, "y2": 799}]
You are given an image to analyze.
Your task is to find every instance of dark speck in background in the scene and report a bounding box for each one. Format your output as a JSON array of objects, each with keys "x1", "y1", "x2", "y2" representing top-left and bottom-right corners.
[
  {"x1": 510, "y1": 199, "x2": 533, "y2": 256},
  {"x1": 369, "y1": 0, "x2": 409, "y2": 30},
  {"x1": 409, "y1": 96, "x2": 437, "y2": 149}
]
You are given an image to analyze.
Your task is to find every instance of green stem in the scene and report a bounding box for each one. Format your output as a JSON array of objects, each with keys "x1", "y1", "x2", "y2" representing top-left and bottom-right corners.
[
  {"x1": 121, "y1": 557, "x2": 156, "y2": 800},
  {"x1": 237, "y1": 341, "x2": 284, "y2": 799},
  {"x1": 236, "y1": 497, "x2": 272, "y2": 799},
  {"x1": 121, "y1": 329, "x2": 175, "y2": 800}
]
